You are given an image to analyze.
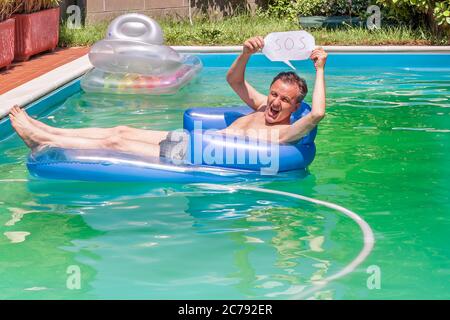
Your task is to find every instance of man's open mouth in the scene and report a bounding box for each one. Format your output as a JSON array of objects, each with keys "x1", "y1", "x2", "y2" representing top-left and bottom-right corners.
[{"x1": 268, "y1": 105, "x2": 281, "y2": 119}]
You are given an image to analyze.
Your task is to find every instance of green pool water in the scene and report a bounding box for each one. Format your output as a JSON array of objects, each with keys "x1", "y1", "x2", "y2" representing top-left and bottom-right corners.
[{"x1": 0, "y1": 58, "x2": 449, "y2": 299}]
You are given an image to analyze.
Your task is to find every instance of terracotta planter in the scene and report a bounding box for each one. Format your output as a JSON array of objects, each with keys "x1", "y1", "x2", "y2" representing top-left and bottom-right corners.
[
  {"x1": 14, "y1": 7, "x2": 60, "y2": 61},
  {"x1": 0, "y1": 18, "x2": 15, "y2": 70}
]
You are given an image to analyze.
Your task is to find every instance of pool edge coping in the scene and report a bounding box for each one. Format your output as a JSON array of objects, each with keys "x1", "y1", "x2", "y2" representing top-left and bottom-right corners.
[
  {"x1": 173, "y1": 45, "x2": 450, "y2": 53},
  {"x1": 0, "y1": 54, "x2": 93, "y2": 119},
  {"x1": 1, "y1": 45, "x2": 450, "y2": 118}
]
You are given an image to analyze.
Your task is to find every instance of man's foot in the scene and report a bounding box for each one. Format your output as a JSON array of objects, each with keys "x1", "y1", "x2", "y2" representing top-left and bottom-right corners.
[
  {"x1": 9, "y1": 108, "x2": 52, "y2": 149},
  {"x1": 9, "y1": 105, "x2": 23, "y2": 117},
  {"x1": 12, "y1": 105, "x2": 60, "y2": 135},
  {"x1": 10, "y1": 105, "x2": 36, "y2": 125}
]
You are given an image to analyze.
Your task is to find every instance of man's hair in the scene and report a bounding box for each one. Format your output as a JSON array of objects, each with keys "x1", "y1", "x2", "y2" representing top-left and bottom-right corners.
[{"x1": 270, "y1": 71, "x2": 308, "y2": 103}]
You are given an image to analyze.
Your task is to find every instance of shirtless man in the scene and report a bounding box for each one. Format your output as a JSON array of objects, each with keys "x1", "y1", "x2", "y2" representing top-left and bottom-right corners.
[{"x1": 8, "y1": 36, "x2": 327, "y2": 162}]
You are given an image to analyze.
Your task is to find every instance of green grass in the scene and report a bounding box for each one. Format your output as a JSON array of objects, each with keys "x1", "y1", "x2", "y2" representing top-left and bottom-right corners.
[
  {"x1": 59, "y1": 15, "x2": 449, "y2": 47},
  {"x1": 310, "y1": 25, "x2": 448, "y2": 45},
  {"x1": 59, "y1": 21, "x2": 109, "y2": 47}
]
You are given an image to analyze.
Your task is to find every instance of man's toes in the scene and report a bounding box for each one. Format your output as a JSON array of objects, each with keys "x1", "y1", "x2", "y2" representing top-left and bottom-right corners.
[{"x1": 9, "y1": 115, "x2": 16, "y2": 127}]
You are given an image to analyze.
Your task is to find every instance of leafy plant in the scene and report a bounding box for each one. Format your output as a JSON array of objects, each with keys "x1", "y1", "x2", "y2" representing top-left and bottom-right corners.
[
  {"x1": 0, "y1": 0, "x2": 17, "y2": 22},
  {"x1": 14, "y1": 0, "x2": 61, "y2": 14},
  {"x1": 199, "y1": 27, "x2": 223, "y2": 42},
  {"x1": 434, "y1": 1, "x2": 450, "y2": 26},
  {"x1": 258, "y1": 0, "x2": 303, "y2": 21},
  {"x1": 376, "y1": 0, "x2": 450, "y2": 30},
  {"x1": 261, "y1": 0, "x2": 371, "y2": 20},
  {"x1": 294, "y1": 0, "x2": 329, "y2": 16}
]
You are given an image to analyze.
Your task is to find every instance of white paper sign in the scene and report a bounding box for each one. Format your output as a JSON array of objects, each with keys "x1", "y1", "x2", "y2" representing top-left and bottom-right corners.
[{"x1": 262, "y1": 31, "x2": 315, "y2": 69}]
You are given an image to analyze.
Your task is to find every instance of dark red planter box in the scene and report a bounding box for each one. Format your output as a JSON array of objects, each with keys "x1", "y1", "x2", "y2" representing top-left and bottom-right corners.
[
  {"x1": 14, "y1": 7, "x2": 60, "y2": 61},
  {"x1": 0, "y1": 18, "x2": 15, "y2": 69}
]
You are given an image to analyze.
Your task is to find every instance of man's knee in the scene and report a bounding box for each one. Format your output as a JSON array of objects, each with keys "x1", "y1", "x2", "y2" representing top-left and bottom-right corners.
[
  {"x1": 113, "y1": 125, "x2": 130, "y2": 136},
  {"x1": 104, "y1": 135, "x2": 123, "y2": 149}
]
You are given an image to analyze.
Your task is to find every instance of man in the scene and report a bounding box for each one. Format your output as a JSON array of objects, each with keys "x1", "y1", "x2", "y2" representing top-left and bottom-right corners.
[{"x1": 9, "y1": 36, "x2": 327, "y2": 162}]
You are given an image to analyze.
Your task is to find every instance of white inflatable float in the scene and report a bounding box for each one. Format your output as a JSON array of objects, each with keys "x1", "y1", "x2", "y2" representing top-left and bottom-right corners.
[{"x1": 81, "y1": 14, "x2": 202, "y2": 94}]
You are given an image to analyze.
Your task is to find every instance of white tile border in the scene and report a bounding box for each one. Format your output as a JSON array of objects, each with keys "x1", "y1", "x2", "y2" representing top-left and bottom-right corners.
[
  {"x1": 172, "y1": 45, "x2": 450, "y2": 53},
  {"x1": 1, "y1": 45, "x2": 449, "y2": 119},
  {"x1": 0, "y1": 55, "x2": 93, "y2": 119}
]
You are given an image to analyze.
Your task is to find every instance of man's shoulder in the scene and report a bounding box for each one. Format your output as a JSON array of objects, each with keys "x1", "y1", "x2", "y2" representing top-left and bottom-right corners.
[{"x1": 256, "y1": 103, "x2": 267, "y2": 112}]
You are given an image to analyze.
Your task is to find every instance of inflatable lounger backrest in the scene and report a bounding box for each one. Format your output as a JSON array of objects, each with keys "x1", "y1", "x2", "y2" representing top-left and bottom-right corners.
[
  {"x1": 183, "y1": 102, "x2": 317, "y2": 145},
  {"x1": 183, "y1": 103, "x2": 317, "y2": 172}
]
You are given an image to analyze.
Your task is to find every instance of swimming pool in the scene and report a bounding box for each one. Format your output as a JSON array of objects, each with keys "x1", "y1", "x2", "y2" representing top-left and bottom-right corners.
[{"x1": 0, "y1": 53, "x2": 449, "y2": 299}]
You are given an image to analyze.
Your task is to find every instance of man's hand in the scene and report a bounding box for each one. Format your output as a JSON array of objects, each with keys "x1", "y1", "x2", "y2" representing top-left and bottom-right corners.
[
  {"x1": 310, "y1": 47, "x2": 328, "y2": 70},
  {"x1": 243, "y1": 36, "x2": 264, "y2": 56},
  {"x1": 227, "y1": 36, "x2": 268, "y2": 110}
]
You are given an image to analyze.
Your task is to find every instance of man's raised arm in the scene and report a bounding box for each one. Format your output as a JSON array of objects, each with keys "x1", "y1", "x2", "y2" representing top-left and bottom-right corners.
[
  {"x1": 226, "y1": 37, "x2": 267, "y2": 111},
  {"x1": 279, "y1": 47, "x2": 328, "y2": 143}
]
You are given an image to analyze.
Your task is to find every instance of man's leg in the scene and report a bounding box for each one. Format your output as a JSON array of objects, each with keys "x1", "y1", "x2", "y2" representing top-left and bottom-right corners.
[
  {"x1": 11, "y1": 106, "x2": 117, "y2": 139},
  {"x1": 11, "y1": 105, "x2": 169, "y2": 145},
  {"x1": 9, "y1": 111, "x2": 161, "y2": 158},
  {"x1": 108, "y1": 125, "x2": 170, "y2": 145},
  {"x1": 52, "y1": 133, "x2": 162, "y2": 158}
]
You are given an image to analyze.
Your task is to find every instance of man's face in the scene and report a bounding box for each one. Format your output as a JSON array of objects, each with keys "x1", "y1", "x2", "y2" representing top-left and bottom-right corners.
[{"x1": 264, "y1": 80, "x2": 300, "y2": 125}]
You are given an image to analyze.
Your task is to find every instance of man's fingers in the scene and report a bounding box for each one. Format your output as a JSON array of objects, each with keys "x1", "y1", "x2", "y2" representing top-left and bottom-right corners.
[
  {"x1": 256, "y1": 38, "x2": 263, "y2": 49},
  {"x1": 311, "y1": 50, "x2": 327, "y2": 60},
  {"x1": 316, "y1": 53, "x2": 326, "y2": 60},
  {"x1": 257, "y1": 36, "x2": 264, "y2": 48},
  {"x1": 251, "y1": 39, "x2": 261, "y2": 50},
  {"x1": 244, "y1": 36, "x2": 266, "y2": 53},
  {"x1": 312, "y1": 48, "x2": 325, "y2": 56}
]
